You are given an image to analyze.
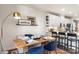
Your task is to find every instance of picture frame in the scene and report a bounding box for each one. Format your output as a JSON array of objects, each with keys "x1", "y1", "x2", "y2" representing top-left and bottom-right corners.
[
  {"x1": 17, "y1": 19, "x2": 31, "y2": 26},
  {"x1": 16, "y1": 16, "x2": 37, "y2": 26}
]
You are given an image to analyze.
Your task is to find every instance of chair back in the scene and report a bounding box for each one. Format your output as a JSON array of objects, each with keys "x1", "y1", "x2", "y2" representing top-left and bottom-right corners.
[
  {"x1": 44, "y1": 41, "x2": 58, "y2": 51},
  {"x1": 27, "y1": 45, "x2": 44, "y2": 54},
  {"x1": 67, "y1": 33, "x2": 77, "y2": 40},
  {"x1": 25, "y1": 34, "x2": 34, "y2": 39},
  {"x1": 58, "y1": 32, "x2": 66, "y2": 37},
  {"x1": 58, "y1": 32, "x2": 65, "y2": 35},
  {"x1": 52, "y1": 31, "x2": 57, "y2": 37}
]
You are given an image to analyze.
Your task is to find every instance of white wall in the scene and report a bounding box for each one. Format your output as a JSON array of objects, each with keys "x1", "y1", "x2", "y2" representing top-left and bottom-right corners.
[
  {"x1": 16, "y1": 5, "x2": 46, "y2": 35},
  {"x1": 0, "y1": 5, "x2": 46, "y2": 52}
]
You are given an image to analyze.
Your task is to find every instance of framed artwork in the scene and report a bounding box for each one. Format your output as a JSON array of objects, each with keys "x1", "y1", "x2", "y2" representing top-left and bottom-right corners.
[
  {"x1": 17, "y1": 19, "x2": 31, "y2": 26},
  {"x1": 16, "y1": 16, "x2": 37, "y2": 26}
]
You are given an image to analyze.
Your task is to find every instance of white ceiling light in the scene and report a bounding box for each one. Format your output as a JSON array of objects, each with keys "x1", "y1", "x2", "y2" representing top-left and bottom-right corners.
[
  {"x1": 69, "y1": 11, "x2": 72, "y2": 14},
  {"x1": 61, "y1": 8, "x2": 65, "y2": 11}
]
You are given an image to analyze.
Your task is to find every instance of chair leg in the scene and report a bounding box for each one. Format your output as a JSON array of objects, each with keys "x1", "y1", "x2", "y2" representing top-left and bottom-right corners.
[
  {"x1": 67, "y1": 40, "x2": 69, "y2": 51},
  {"x1": 48, "y1": 50, "x2": 57, "y2": 54},
  {"x1": 59, "y1": 37, "x2": 60, "y2": 47},
  {"x1": 44, "y1": 50, "x2": 48, "y2": 54},
  {"x1": 64, "y1": 39, "x2": 66, "y2": 50},
  {"x1": 55, "y1": 49, "x2": 57, "y2": 54},
  {"x1": 78, "y1": 41, "x2": 79, "y2": 53},
  {"x1": 62, "y1": 39, "x2": 64, "y2": 49},
  {"x1": 47, "y1": 51, "x2": 51, "y2": 54},
  {"x1": 75, "y1": 41, "x2": 77, "y2": 54},
  {"x1": 70, "y1": 40, "x2": 72, "y2": 53}
]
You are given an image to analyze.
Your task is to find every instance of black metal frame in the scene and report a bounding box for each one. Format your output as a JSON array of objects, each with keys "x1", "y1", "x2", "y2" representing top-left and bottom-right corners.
[
  {"x1": 58, "y1": 32, "x2": 66, "y2": 50},
  {"x1": 67, "y1": 33, "x2": 77, "y2": 53}
]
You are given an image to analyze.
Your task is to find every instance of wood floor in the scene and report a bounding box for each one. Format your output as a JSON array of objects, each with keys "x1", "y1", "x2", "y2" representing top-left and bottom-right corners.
[
  {"x1": 51, "y1": 49, "x2": 69, "y2": 54},
  {"x1": 44, "y1": 48, "x2": 69, "y2": 54}
]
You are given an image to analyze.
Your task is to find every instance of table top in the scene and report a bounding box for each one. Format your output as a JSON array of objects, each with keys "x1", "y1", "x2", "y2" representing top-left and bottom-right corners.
[{"x1": 13, "y1": 36, "x2": 56, "y2": 48}]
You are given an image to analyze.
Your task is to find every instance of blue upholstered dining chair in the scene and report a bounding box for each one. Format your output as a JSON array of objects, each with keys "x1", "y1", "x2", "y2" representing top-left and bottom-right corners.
[
  {"x1": 27, "y1": 45, "x2": 44, "y2": 54},
  {"x1": 25, "y1": 34, "x2": 34, "y2": 39},
  {"x1": 44, "y1": 41, "x2": 58, "y2": 54}
]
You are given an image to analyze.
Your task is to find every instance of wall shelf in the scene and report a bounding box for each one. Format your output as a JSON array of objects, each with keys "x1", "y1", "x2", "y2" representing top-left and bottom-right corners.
[
  {"x1": 16, "y1": 16, "x2": 37, "y2": 26},
  {"x1": 16, "y1": 24, "x2": 38, "y2": 26}
]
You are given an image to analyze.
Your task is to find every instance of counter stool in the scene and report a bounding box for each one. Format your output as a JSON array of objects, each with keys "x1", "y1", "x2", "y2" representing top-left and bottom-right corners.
[
  {"x1": 52, "y1": 31, "x2": 59, "y2": 48},
  {"x1": 67, "y1": 33, "x2": 77, "y2": 53},
  {"x1": 58, "y1": 32, "x2": 66, "y2": 50},
  {"x1": 52, "y1": 31, "x2": 59, "y2": 41}
]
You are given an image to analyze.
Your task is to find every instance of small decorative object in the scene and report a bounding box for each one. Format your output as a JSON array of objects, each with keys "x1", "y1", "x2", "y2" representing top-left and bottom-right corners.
[
  {"x1": 53, "y1": 27, "x2": 58, "y2": 31},
  {"x1": 60, "y1": 23, "x2": 62, "y2": 28},
  {"x1": 27, "y1": 16, "x2": 36, "y2": 25},
  {"x1": 66, "y1": 23, "x2": 71, "y2": 32},
  {"x1": 73, "y1": 20, "x2": 79, "y2": 32},
  {"x1": 48, "y1": 27, "x2": 53, "y2": 32},
  {"x1": 46, "y1": 16, "x2": 49, "y2": 27}
]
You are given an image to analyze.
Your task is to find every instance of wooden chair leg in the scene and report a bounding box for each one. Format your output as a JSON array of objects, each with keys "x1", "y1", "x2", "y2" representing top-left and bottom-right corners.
[
  {"x1": 55, "y1": 49, "x2": 57, "y2": 54},
  {"x1": 48, "y1": 51, "x2": 51, "y2": 54}
]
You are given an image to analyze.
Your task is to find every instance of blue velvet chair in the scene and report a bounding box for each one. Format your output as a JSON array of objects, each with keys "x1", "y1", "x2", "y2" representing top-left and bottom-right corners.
[
  {"x1": 27, "y1": 45, "x2": 44, "y2": 54},
  {"x1": 25, "y1": 34, "x2": 34, "y2": 39},
  {"x1": 44, "y1": 41, "x2": 58, "y2": 54}
]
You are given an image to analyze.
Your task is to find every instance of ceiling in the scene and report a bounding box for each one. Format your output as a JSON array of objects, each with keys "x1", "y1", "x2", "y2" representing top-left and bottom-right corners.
[{"x1": 27, "y1": 4, "x2": 79, "y2": 19}]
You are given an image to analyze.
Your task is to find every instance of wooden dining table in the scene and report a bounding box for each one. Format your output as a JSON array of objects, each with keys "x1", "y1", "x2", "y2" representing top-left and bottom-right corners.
[
  {"x1": 6, "y1": 36, "x2": 56, "y2": 54},
  {"x1": 7, "y1": 36, "x2": 56, "y2": 54},
  {"x1": 13, "y1": 36, "x2": 56, "y2": 49}
]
